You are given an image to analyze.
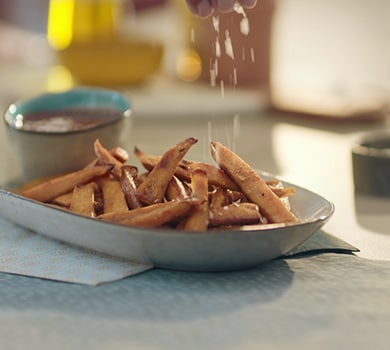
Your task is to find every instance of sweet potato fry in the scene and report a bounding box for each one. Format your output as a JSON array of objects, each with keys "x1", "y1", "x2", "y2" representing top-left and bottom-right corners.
[
  {"x1": 133, "y1": 146, "x2": 159, "y2": 171},
  {"x1": 51, "y1": 191, "x2": 73, "y2": 208},
  {"x1": 165, "y1": 176, "x2": 189, "y2": 201},
  {"x1": 93, "y1": 139, "x2": 124, "y2": 179},
  {"x1": 182, "y1": 168, "x2": 209, "y2": 231},
  {"x1": 120, "y1": 165, "x2": 142, "y2": 209},
  {"x1": 268, "y1": 185, "x2": 296, "y2": 198},
  {"x1": 134, "y1": 147, "x2": 238, "y2": 190},
  {"x1": 15, "y1": 137, "x2": 301, "y2": 232},
  {"x1": 16, "y1": 173, "x2": 65, "y2": 192},
  {"x1": 178, "y1": 160, "x2": 239, "y2": 190},
  {"x1": 69, "y1": 182, "x2": 96, "y2": 217},
  {"x1": 136, "y1": 137, "x2": 198, "y2": 205},
  {"x1": 99, "y1": 198, "x2": 198, "y2": 228},
  {"x1": 18, "y1": 164, "x2": 113, "y2": 203},
  {"x1": 100, "y1": 177, "x2": 129, "y2": 214},
  {"x1": 109, "y1": 146, "x2": 129, "y2": 163},
  {"x1": 210, "y1": 141, "x2": 299, "y2": 224},
  {"x1": 85, "y1": 145, "x2": 128, "y2": 168},
  {"x1": 209, "y1": 186, "x2": 229, "y2": 209},
  {"x1": 209, "y1": 202, "x2": 261, "y2": 227}
]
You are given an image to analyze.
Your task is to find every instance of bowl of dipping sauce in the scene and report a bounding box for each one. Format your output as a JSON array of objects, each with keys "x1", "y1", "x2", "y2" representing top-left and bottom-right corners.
[
  {"x1": 4, "y1": 87, "x2": 131, "y2": 181},
  {"x1": 352, "y1": 130, "x2": 390, "y2": 196}
]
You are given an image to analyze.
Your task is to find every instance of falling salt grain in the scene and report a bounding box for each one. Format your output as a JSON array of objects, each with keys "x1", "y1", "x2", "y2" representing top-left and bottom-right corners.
[
  {"x1": 215, "y1": 37, "x2": 221, "y2": 58},
  {"x1": 250, "y1": 48, "x2": 255, "y2": 62},
  {"x1": 233, "y1": 2, "x2": 250, "y2": 36},
  {"x1": 210, "y1": 59, "x2": 218, "y2": 87},
  {"x1": 233, "y1": 114, "x2": 241, "y2": 140},
  {"x1": 233, "y1": 68, "x2": 237, "y2": 86},
  {"x1": 220, "y1": 80, "x2": 225, "y2": 98},
  {"x1": 240, "y1": 17, "x2": 250, "y2": 36},
  {"x1": 224, "y1": 30, "x2": 234, "y2": 59},
  {"x1": 212, "y1": 16, "x2": 220, "y2": 33}
]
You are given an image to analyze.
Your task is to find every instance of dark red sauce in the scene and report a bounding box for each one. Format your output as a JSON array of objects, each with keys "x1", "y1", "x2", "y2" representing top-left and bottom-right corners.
[{"x1": 19, "y1": 107, "x2": 124, "y2": 133}]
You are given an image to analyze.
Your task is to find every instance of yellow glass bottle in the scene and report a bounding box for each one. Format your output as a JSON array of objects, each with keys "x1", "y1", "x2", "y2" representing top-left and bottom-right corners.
[
  {"x1": 47, "y1": 0, "x2": 163, "y2": 86},
  {"x1": 47, "y1": 0, "x2": 120, "y2": 50}
]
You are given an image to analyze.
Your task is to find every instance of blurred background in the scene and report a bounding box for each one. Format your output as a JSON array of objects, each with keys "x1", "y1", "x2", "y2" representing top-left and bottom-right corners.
[{"x1": 0, "y1": 0, "x2": 389, "y2": 118}]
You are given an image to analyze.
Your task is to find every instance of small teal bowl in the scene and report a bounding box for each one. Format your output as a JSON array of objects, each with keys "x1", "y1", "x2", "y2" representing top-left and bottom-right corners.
[{"x1": 4, "y1": 87, "x2": 131, "y2": 181}]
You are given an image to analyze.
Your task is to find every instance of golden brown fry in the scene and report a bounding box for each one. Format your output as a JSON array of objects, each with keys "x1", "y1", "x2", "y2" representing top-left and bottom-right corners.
[
  {"x1": 227, "y1": 189, "x2": 246, "y2": 203},
  {"x1": 134, "y1": 147, "x2": 238, "y2": 190},
  {"x1": 15, "y1": 137, "x2": 300, "y2": 232},
  {"x1": 100, "y1": 177, "x2": 129, "y2": 214},
  {"x1": 85, "y1": 145, "x2": 128, "y2": 168},
  {"x1": 69, "y1": 182, "x2": 96, "y2": 217},
  {"x1": 269, "y1": 185, "x2": 296, "y2": 198},
  {"x1": 94, "y1": 139, "x2": 124, "y2": 179},
  {"x1": 182, "y1": 168, "x2": 209, "y2": 231},
  {"x1": 165, "y1": 176, "x2": 189, "y2": 201},
  {"x1": 125, "y1": 199, "x2": 197, "y2": 228},
  {"x1": 209, "y1": 186, "x2": 229, "y2": 209},
  {"x1": 133, "y1": 146, "x2": 160, "y2": 171},
  {"x1": 94, "y1": 189, "x2": 104, "y2": 216},
  {"x1": 110, "y1": 146, "x2": 129, "y2": 163},
  {"x1": 178, "y1": 160, "x2": 239, "y2": 190},
  {"x1": 120, "y1": 165, "x2": 142, "y2": 209},
  {"x1": 18, "y1": 165, "x2": 113, "y2": 203},
  {"x1": 209, "y1": 202, "x2": 261, "y2": 227},
  {"x1": 51, "y1": 191, "x2": 73, "y2": 208},
  {"x1": 210, "y1": 141, "x2": 299, "y2": 224},
  {"x1": 99, "y1": 198, "x2": 198, "y2": 228},
  {"x1": 17, "y1": 173, "x2": 67, "y2": 192},
  {"x1": 136, "y1": 137, "x2": 198, "y2": 205}
]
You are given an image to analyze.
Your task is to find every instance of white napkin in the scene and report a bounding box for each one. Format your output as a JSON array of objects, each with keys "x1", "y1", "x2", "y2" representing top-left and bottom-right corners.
[{"x1": 0, "y1": 218, "x2": 153, "y2": 285}]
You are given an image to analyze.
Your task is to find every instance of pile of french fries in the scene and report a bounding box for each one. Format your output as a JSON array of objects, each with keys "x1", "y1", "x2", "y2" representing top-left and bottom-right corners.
[{"x1": 17, "y1": 137, "x2": 299, "y2": 231}]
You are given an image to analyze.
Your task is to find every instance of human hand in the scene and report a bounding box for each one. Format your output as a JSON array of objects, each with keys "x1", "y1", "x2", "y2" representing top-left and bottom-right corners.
[{"x1": 185, "y1": 0, "x2": 257, "y2": 18}]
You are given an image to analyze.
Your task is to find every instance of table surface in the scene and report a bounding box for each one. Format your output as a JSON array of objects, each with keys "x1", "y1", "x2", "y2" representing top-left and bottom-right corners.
[
  {"x1": 1, "y1": 73, "x2": 389, "y2": 349},
  {"x1": 1, "y1": 1, "x2": 390, "y2": 348}
]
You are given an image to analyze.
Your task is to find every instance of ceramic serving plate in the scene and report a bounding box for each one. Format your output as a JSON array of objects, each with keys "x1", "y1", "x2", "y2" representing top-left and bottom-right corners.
[{"x1": 0, "y1": 172, "x2": 334, "y2": 271}]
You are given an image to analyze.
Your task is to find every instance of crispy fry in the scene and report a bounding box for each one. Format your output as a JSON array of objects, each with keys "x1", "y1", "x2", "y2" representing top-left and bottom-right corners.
[
  {"x1": 178, "y1": 160, "x2": 239, "y2": 190},
  {"x1": 69, "y1": 182, "x2": 96, "y2": 217},
  {"x1": 209, "y1": 202, "x2": 261, "y2": 227},
  {"x1": 17, "y1": 173, "x2": 69, "y2": 192},
  {"x1": 182, "y1": 168, "x2": 209, "y2": 231},
  {"x1": 165, "y1": 176, "x2": 189, "y2": 201},
  {"x1": 210, "y1": 141, "x2": 299, "y2": 224},
  {"x1": 227, "y1": 189, "x2": 246, "y2": 203},
  {"x1": 110, "y1": 146, "x2": 129, "y2": 163},
  {"x1": 16, "y1": 137, "x2": 300, "y2": 232},
  {"x1": 99, "y1": 177, "x2": 129, "y2": 214},
  {"x1": 94, "y1": 189, "x2": 104, "y2": 215},
  {"x1": 93, "y1": 139, "x2": 124, "y2": 179},
  {"x1": 209, "y1": 186, "x2": 229, "y2": 209},
  {"x1": 51, "y1": 191, "x2": 73, "y2": 208},
  {"x1": 134, "y1": 147, "x2": 238, "y2": 190},
  {"x1": 136, "y1": 137, "x2": 198, "y2": 205},
  {"x1": 85, "y1": 145, "x2": 128, "y2": 168},
  {"x1": 133, "y1": 146, "x2": 159, "y2": 171},
  {"x1": 120, "y1": 165, "x2": 142, "y2": 209},
  {"x1": 269, "y1": 185, "x2": 296, "y2": 198},
  {"x1": 99, "y1": 198, "x2": 198, "y2": 228},
  {"x1": 18, "y1": 165, "x2": 113, "y2": 203}
]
